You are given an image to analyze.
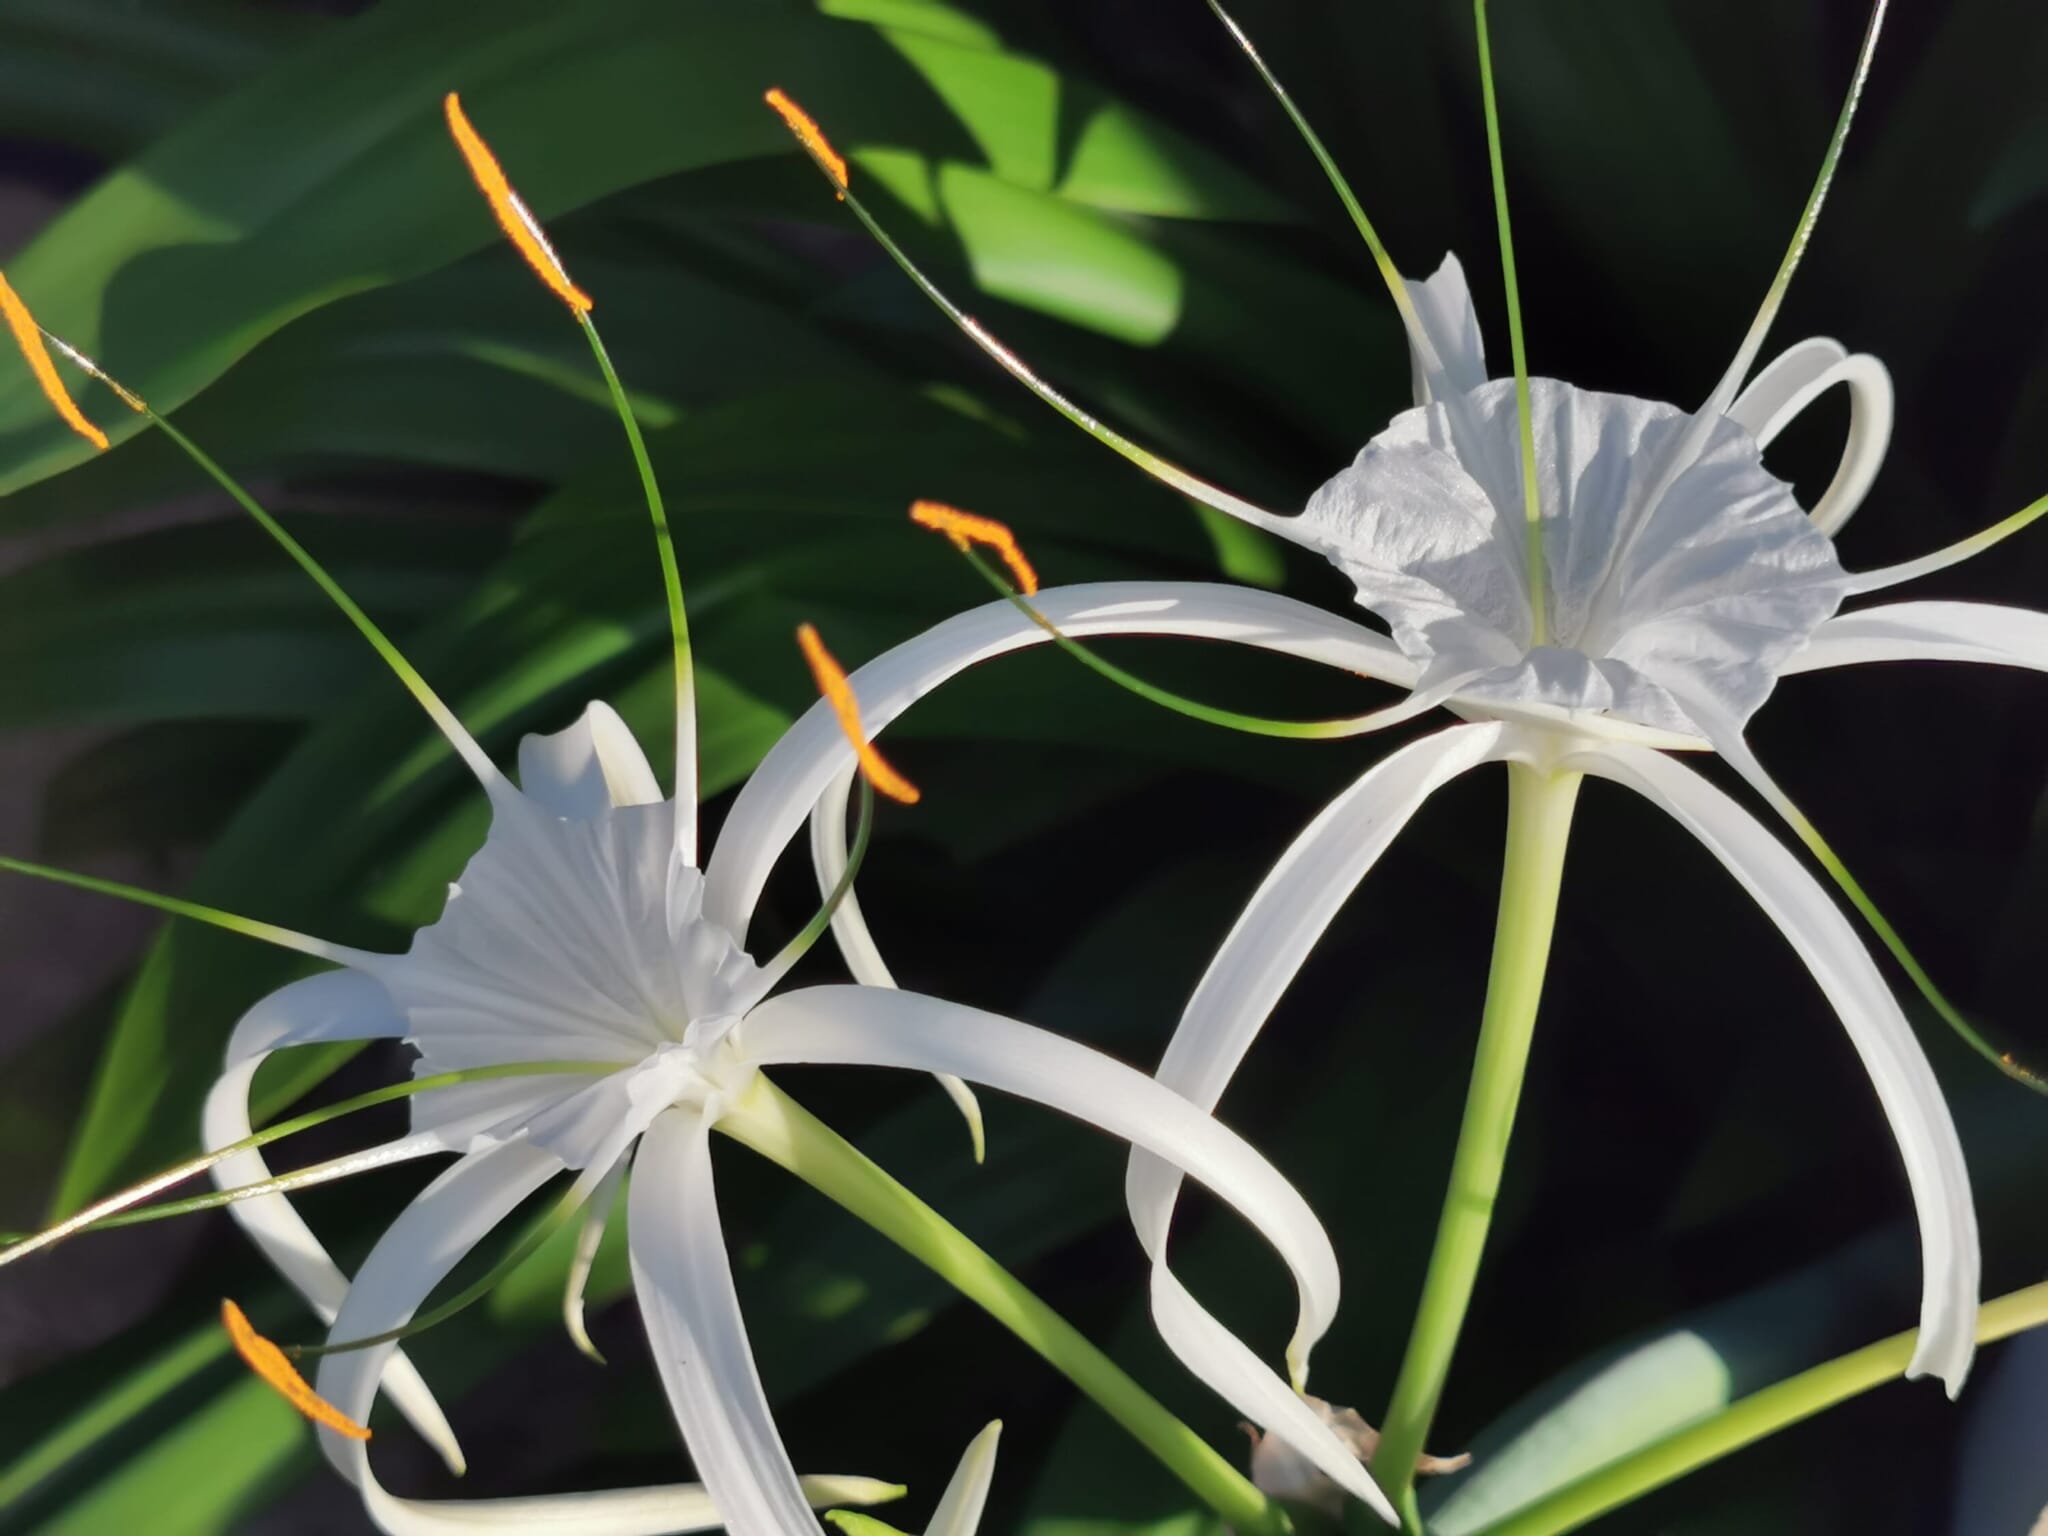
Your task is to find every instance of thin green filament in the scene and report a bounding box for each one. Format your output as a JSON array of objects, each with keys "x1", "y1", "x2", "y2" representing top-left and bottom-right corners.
[
  {"x1": 0, "y1": 854, "x2": 351, "y2": 964},
  {"x1": 950, "y1": 545, "x2": 1428, "y2": 740},
  {"x1": 1847, "y1": 487, "x2": 2048, "y2": 593},
  {"x1": 133, "y1": 404, "x2": 500, "y2": 787},
  {"x1": 0, "y1": 1061, "x2": 614, "y2": 1259},
  {"x1": 1201, "y1": 0, "x2": 1432, "y2": 352},
  {"x1": 288, "y1": 1186, "x2": 588, "y2": 1361},
  {"x1": 1781, "y1": 803, "x2": 2048, "y2": 1096},
  {"x1": 1708, "y1": 0, "x2": 1889, "y2": 414},
  {"x1": 783, "y1": 139, "x2": 1285, "y2": 534},
  {"x1": 764, "y1": 773, "x2": 876, "y2": 983},
  {"x1": 1473, "y1": 0, "x2": 1547, "y2": 648},
  {"x1": 577, "y1": 313, "x2": 697, "y2": 851}
]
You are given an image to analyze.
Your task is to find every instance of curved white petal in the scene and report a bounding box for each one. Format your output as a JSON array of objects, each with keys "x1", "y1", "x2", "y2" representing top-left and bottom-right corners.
[
  {"x1": 810, "y1": 761, "x2": 984, "y2": 1162},
  {"x1": 705, "y1": 581, "x2": 1416, "y2": 941},
  {"x1": 1404, "y1": 253, "x2": 1487, "y2": 407},
  {"x1": 1126, "y1": 722, "x2": 1503, "y2": 1291},
  {"x1": 1781, "y1": 601, "x2": 2048, "y2": 677},
  {"x1": 1726, "y1": 340, "x2": 1892, "y2": 536},
  {"x1": 1569, "y1": 744, "x2": 1979, "y2": 1394},
  {"x1": 736, "y1": 987, "x2": 1396, "y2": 1519},
  {"x1": 630, "y1": 1108, "x2": 820, "y2": 1536},
  {"x1": 518, "y1": 701, "x2": 664, "y2": 821},
  {"x1": 925, "y1": 1422, "x2": 1001, "y2": 1536},
  {"x1": 203, "y1": 970, "x2": 464, "y2": 1472},
  {"x1": 564, "y1": 1152, "x2": 630, "y2": 1362},
  {"x1": 311, "y1": 1137, "x2": 849, "y2": 1535}
]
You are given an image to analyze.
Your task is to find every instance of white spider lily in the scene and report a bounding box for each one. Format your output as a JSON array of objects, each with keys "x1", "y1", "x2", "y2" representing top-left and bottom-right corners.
[
  {"x1": 760, "y1": 0, "x2": 2039, "y2": 1421},
  {"x1": 197, "y1": 691, "x2": 1388, "y2": 1533},
  {"x1": 0, "y1": 101, "x2": 1394, "y2": 1534}
]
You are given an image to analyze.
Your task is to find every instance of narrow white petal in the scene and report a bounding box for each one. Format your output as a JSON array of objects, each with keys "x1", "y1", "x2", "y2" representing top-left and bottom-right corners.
[
  {"x1": 737, "y1": 987, "x2": 1394, "y2": 1515},
  {"x1": 1149, "y1": 1264, "x2": 1394, "y2": 1520},
  {"x1": 1126, "y1": 723, "x2": 1503, "y2": 1308},
  {"x1": 1724, "y1": 340, "x2": 1891, "y2": 536},
  {"x1": 1781, "y1": 601, "x2": 2048, "y2": 677},
  {"x1": 629, "y1": 1109, "x2": 822, "y2": 1536},
  {"x1": 705, "y1": 581, "x2": 1416, "y2": 940},
  {"x1": 309, "y1": 1139, "x2": 776, "y2": 1535},
  {"x1": 204, "y1": 970, "x2": 464, "y2": 1472},
  {"x1": 925, "y1": 1422, "x2": 1001, "y2": 1536},
  {"x1": 518, "y1": 701, "x2": 665, "y2": 820},
  {"x1": 810, "y1": 761, "x2": 984, "y2": 1161},
  {"x1": 1403, "y1": 253, "x2": 1487, "y2": 407},
  {"x1": 564, "y1": 1152, "x2": 630, "y2": 1361},
  {"x1": 1569, "y1": 744, "x2": 1979, "y2": 1393}
]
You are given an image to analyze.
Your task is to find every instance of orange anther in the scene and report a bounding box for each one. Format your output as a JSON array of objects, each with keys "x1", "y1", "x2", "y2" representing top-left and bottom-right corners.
[
  {"x1": 0, "y1": 274, "x2": 109, "y2": 450},
  {"x1": 764, "y1": 88, "x2": 848, "y2": 197},
  {"x1": 222, "y1": 1299, "x2": 371, "y2": 1441},
  {"x1": 910, "y1": 501, "x2": 1040, "y2": 595},
  {"x1": 797, "y1": 623, "x2": 920, "y2": 804},
  {"x1": 444, "y1": 92, "x2": 593, "y2": 314}
]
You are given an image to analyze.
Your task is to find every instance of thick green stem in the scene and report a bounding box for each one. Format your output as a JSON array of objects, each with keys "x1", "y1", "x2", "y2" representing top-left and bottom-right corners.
[
  {"x1": 1467, "y1": 1279, "x2": 2048, "y2": 1536},
  {"x1": 720, "y1": 1077, "x2": 1289, "y2": 1536},
  {"x1": 1376, "y1": 765, "x2": 1581, "y2": 1526}
]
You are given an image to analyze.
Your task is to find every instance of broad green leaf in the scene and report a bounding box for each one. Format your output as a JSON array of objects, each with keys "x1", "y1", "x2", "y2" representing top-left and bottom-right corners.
[{"x1": 0, "y1": 0, "x2": 1282, "y2": 497}]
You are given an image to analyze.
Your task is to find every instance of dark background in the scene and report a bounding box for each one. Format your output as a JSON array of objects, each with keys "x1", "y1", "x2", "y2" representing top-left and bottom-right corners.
[{"x1": 1, "y1": 1, "x2": 2045, "y2": 1531}]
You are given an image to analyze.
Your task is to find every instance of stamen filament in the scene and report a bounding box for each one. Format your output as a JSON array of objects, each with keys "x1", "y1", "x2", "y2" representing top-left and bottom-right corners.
[
  {"x1": 290, "y1": 1169, "x2": 601, "y2": 1361},
  {"x1": 797, "y1": 624, "x2": 922, "y2": 805},
  {"x1": 927, "y1": 528, "x2": 1435, "y2": 740},
  {"x1": 761, "y1": 773, "x2": 876, "y2": 990},
  {"x1": 16, "y1": 330, "x2": 499, "y2": 786},
  {"x1": 223, "y1": 1299, "x2": 371, "y2": 1440},
  {"x1": 1775, "y1": 798, "x2": 2048, "y2": 1096},
  {"x1": 563, "y1": 1153, "x2": 629, "y2": 1364},
  {"x1": 1200, "y1": 1, "x2": 1438, "y2": 370},
  {"x1": 1845, "y1": 488, "x2": 2048, "y2": 594},
  {"x1": 0, "y1": 277, "x2": 108, "y2": 450},
  {"x1": 444, "y1": 92, "x2": 593, "y2": 313},
  {"x1": 0, "y1": 854, "x2": 359, "y2": 965},
  {"x1": 442, "y1": 93, "x2": 697, "y2": 848},
  {"x1": 1705, "y1": 0, "x2": 1889, "y2": 415},
  {"x1": 1473, "y1": 0, "x2": 1547, "y2": 647},
  {"x1": 578, "y1": 314, "x2": 698, "y2": 859},
  {"x1": 0, "y1": 1062, "x2": 615, "y2": 1262},
  {"x1": 763, "y1": 92, "x2": 1291, "y2": 537}
]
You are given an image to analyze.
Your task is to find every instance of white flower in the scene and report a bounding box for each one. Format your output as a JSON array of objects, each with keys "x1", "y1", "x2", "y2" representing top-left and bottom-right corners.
[
  {"x1": 720, "y1": 229, "x2": 2048, "y2": 1408},
  {"x1": 204, "y1": 692, "x2": 1396, "y2": 1534}
]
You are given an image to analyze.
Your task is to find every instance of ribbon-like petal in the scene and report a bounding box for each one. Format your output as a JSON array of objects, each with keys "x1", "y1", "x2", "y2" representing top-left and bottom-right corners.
[
  {"x1": 706, "y1": 582, "x2": 1416, "y2": 942},
  {"x1": 737, "y1": 985, "x2": 1396, "y2": 1519},
  {"x1": 1569, "y1": 743, "x2": 1979, "y2": 1394},
  {"x1": 629, "y1": 1109, "x2": 822, "y2": 1536}
]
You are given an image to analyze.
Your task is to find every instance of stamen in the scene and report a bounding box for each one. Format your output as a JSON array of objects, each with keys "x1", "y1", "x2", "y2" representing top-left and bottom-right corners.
[
  {"x1": 910, "y1": 501, "x2": 1039, "y2": 594},
  {"x1": 37, "y1": 327, "x2": 148, "y2": 414},
  {"x1": 937, "y1": 540, "x2": 1442, "y2": 741},
  {"x1": 764, "y1": 88, "x2": 848, "y2": 196},
  {"x1": 796, "y1": 624, "x2": 921, "y2": 805},
  {"x1": 0, "y1": 274, "x2": 109, "y2": 450},
  {"x1": 223, "y1": 1299, "x2": 371, "y2": 1440},
  {"x1": 444, "y1": 92, "x2": 593, "y2": 313}
]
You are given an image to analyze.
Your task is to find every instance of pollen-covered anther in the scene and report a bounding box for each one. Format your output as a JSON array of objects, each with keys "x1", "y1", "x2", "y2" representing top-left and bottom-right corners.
[
  {"x1": 796, "y1": 623, "x2": 920, "y2": 804},
  {"x1": 763, "y1": 88, "x2": 848, "y2": 197},
  {"x1": 910, "y1": 500, "x2": 1040, "y2": 595},
  {"x1": 222, "y1": 1299, "x2": 372, "y2": 1441},
  {"x1": 0, "y1": 274, "x2": 110, "y2": 450},
  {"x1": 444, "y1": 91, "x2": 594, "y2": 314}
]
